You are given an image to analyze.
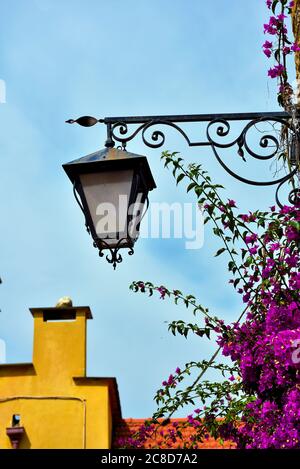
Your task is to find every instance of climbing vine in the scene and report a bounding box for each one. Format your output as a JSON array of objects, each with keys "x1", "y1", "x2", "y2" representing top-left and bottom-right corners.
[
  {"x1": 264, "y1": 1, "x2": 299, "y2": 108},
  {"x1": 116, "y1": 1, "x2": 300, "y2": 450},
  {"x1": 117, "y1": 151, "x2": 300, "y2": 449}
]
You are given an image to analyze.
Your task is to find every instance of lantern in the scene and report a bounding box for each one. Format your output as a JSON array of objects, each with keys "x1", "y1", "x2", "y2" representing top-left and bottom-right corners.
[{"x1": 63, "y1": 147, "x2": 156, "y2": 268}]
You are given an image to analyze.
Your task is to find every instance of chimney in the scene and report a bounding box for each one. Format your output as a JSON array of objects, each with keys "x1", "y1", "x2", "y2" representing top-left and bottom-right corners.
[{"x1": 29, "y1": 301, "x2": 92, "y2": 385}]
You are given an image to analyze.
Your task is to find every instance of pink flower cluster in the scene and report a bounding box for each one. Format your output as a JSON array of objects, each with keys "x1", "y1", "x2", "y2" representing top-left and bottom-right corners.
[
  {"x1": 263, "y1": 0, "x2": 298, "y2": 107},
  {"x1": 217, "y1": 203, "x2": 300, "y2": 448}
]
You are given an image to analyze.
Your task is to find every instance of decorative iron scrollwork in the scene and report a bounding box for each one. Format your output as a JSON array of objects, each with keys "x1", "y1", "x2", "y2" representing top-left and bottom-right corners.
[
  {"x1": 93, "y1": 239, "x2": 134, "y2": 270},
  {"x1": 206, "y1": 117, "x2": 299, "y2": 207},
  {"x1": 67, "y1": 111, "x2": 300, "y2": 208}
]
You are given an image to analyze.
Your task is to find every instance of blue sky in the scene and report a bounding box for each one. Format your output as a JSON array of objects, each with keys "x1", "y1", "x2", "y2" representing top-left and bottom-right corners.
[{"x1": 0, "y1": 0, "x2": 295, "y2": 417}]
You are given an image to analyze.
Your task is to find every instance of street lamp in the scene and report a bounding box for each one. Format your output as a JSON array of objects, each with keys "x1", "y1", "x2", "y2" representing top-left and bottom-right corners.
[
  {"x1": 65, "y1": 112, "x2": 299, "y2": 268},
  {"x1": 63, "y1": 146, "x2": 156, "y2": 269}
]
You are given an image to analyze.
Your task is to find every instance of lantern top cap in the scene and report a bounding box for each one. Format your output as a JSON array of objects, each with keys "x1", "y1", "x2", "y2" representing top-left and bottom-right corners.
[
  {"x1": 63, "y1": 147, "x2": 156, "y2": 190},
  {"x1": 64, "y1": 147, "x2": 148, "y2": 167}
]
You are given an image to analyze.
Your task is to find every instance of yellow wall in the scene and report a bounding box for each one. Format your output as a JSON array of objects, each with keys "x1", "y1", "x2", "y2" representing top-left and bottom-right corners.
[{"x1": 0, "y1": 307, "x2": 116, "y2": 449}]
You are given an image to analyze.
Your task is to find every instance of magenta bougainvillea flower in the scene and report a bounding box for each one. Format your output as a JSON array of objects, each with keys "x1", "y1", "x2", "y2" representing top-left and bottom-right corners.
[
  {"x1": 263, "y1": 40, "x2": 273, "y2": 49},
  {"x1": 291, "y1": 42, "x2": 300, "y2": 52},
  {"x1": 268, "y1": 64, "x2": 286, "y2": 78},
  {"x1": 263, "y1": 0, "x2": 296, "y2": 107}
]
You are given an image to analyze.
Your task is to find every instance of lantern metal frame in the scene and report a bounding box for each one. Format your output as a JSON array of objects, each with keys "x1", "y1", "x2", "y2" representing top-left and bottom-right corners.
[{"x1": 63, "y1": 147, "x2": 156, "y2": 268}]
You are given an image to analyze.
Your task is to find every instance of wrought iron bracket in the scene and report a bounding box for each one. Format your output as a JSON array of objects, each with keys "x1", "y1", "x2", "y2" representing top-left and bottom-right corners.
[{"x1": 66, "y1": 111, "x2": 300, "y2": 207}]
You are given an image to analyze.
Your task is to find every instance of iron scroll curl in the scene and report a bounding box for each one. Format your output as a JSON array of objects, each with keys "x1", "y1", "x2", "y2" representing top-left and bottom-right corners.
[{"x1": 206, "y1": 117, "x2": 299, "y2": 207}]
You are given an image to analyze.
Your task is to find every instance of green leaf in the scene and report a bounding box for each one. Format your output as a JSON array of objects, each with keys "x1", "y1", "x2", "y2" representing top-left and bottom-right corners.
[
  {"x1": 274, "y1": 49, "x2": 281, "y2": 62},
  {"x1": 234, "y1": 278, "x2": 240, "y2": 288},
  {"x1": 272, "y1": 0, "x2": 279, "y2": 14},
  {"x1": 187, "y1": 182, "x2": 197, "y2": 192},
  {"x1": 176, "y1": 173, "x2": 185, "y2": 185},
  {"x1": 215, "y1": 248, "x2": 226, "y2": 257}
]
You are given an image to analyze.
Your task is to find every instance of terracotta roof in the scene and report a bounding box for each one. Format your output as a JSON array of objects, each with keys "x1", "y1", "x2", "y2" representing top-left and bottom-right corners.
[{"x1": 113, "y1": 418, "x2": 236, "y2": 449}]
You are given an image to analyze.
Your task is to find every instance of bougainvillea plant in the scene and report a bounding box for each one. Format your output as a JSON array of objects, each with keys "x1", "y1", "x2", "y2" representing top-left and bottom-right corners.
[
  {"x1": 116, "y1": 151, "x2": 300, "y2": 449},
  {"x1": 116, "y1": 1, "x2": 300, "y2": 450},
  {"x1": 264, "y1": 0, "x2": 298, "y2": 108}
]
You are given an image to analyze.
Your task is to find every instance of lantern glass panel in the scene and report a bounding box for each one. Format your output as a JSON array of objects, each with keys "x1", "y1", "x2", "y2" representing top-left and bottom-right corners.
[{"x1": 80, "y1": 170, "x2": 133, "y2": 246}]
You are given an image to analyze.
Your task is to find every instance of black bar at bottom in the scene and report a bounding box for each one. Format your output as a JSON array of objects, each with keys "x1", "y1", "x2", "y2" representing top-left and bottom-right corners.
[{"x1": 0, "y1": 449, "x2": 299, "y2": 465}]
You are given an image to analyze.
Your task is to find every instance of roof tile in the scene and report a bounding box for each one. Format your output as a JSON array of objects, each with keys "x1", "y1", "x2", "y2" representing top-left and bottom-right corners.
[{"x1": 113, "y1": 418, "x2": 236, "y2": 449}]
